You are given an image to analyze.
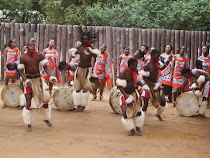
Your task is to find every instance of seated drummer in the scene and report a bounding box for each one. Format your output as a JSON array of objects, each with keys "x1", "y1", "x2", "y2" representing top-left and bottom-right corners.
[
  {"x1": 181, "y1": 68, "x2": 210, "y2": 117},
  {"x1": 58, "y1": 61, "x2": 77, "y2": 71},
  {"x1": 117, "y1": 58, "x2": 144, "y2": 136}
]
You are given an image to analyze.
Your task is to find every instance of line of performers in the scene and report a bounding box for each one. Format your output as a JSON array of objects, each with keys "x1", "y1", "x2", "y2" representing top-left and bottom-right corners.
[{"x1": 3, "y1": 29, "x2": 210, "y2": 135}]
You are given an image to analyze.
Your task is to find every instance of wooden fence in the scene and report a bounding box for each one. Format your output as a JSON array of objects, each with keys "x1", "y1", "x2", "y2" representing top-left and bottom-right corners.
[{"x1": 0, "y1": 23, "x2": 209, "y2": 82}]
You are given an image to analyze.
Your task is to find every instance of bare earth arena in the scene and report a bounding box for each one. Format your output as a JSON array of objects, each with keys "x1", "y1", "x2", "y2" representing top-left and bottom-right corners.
[{"x1": 0, "y1": 82, "x2": 210, "y2": 158}]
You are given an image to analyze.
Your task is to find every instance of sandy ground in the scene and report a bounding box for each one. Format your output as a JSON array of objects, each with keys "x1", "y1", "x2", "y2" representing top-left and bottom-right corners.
[{"x1": 0, "y1": 82, "x2": 210, "y2": 158}]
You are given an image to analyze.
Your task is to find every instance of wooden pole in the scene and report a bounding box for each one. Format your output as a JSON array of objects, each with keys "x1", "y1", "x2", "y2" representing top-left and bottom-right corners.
[
  {"x1": 10, "y1": 23, "x2": 14, "y2": 38},
  {"x1": 15, "y1": 23, "x2": 20, "y2": 50},
  {"x1": 129, "y1": 28, "x2": 135, "y2": 55},
  {"x1": 19, "y1": 23, "x2": 25, "y2": 53},
  {"x1": 1, "y1": 23, "x2": 5, "y2": 80},
  {"x1": 161, "y1": 29, "x2": 165, "y2": 53}
]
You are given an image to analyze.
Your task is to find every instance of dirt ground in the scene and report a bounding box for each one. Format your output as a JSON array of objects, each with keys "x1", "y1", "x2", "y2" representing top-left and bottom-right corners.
[{"x1": 0, "y1": 82, "x2": 210, "y2": 158}]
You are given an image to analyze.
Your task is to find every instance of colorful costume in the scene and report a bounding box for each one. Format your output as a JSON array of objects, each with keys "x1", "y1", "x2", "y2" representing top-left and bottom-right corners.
[
  {"x1": 41, "y1": 49, "x2": 60, "y2": 84},
  {"x1": 67, "y1": 54, "x2": 80, "y2": 81},
  {"x1": 5, "y1": 47, "x2": 20, "y2": 80},
  {"x1": 137, "y1": 59, "x2": 144, "y2": 72},
  {"x1": 119, "y1": 54, "x2": 133, "y2": 73},
  {"x1": 172, "y1": 56, "x2": 189, "y2": 93},
  {"x1": 116, "y1": 68, "x2": 145, "y2": 131},
  {"x1": 197, "y1": 56, "x2": 210, "y2": 98},
  {"x1": 160, "y1": 53, "x2": 174, "y2": 95},
  {"x1": 18, "y1": 58, "x2": 52, "y2": 126},
  {"x1": 94, "y1": 52, "x2": 112, "y2": 88}
]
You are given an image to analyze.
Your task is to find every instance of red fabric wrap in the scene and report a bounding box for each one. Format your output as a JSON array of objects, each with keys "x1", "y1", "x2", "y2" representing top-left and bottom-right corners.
[{"x1": 127, "y1": 67, "x2": 137, "y2": 83}]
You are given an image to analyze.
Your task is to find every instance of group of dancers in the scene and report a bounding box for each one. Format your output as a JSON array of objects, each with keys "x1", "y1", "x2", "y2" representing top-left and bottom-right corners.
[{"x1": 3, "y1": 28, "x2": 210, "y2": 136}]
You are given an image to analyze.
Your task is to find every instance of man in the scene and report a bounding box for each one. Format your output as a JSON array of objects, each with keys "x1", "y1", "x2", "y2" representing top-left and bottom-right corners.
[
  {"x1": 71, "y1": 28, "x2": 101, "y2": 112},
  {"x1": 141, "y1": 49, "x2": 172, "y2": 121},
  {"x1": 140, "y1": 44, "x2": 150, "y2": 62},
  {"x1": 196, "y1": 45, "x2": 210, "y2": 107},
  {"x1": 92, "y1": 43, "x2": 112, "y2": 101},
  {"x1": 18, "y1": 41, "x2": 57, "y2": 132},
  {"x1": 22, "y1": 38, "x2": 38, "y2": 55},
  {"x1": 181, "y1": 68, "x2": 210, "y2": 117},
  {"x1": 118, "y1": 46, "x2": 133, "y2": 76},
  {"x1": 160, "y1": 44, "x2": 174, "y2": 103},
  {"x1": 117, "y1": 58, "x2": 144, "y2": 136}
]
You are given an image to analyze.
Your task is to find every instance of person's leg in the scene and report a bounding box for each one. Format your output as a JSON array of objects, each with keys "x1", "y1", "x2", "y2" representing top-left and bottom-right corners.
[
  {"x1": 12, "y1": 79, "x2": 16, "y2": 84},
  {"x1": 5, "y1": 79, "x2": 9, "y2": 86},
  {"x1": 23, "y1": 93, "x2": 33, "y2": 132},
  {"x1": 49, "y1": 83, "x2": 53, "y2": 95},
  {"x1": 42, "y1": 104, "x2": 52, "y2": 127},
  {"x1": 99, "y1": 82, "x2": 106, "y2": 101},
  {"x1": 92, "y1": 88, "x2": 97, "y2": 101},
  {"x1": 155, "y1": 93, "x2": 167, "y2": 121}
]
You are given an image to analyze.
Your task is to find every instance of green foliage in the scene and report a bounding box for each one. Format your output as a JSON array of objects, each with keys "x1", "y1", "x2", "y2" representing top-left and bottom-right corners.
[{"x1": 0, "y1": 0, "x2": 209, "y2": 30}]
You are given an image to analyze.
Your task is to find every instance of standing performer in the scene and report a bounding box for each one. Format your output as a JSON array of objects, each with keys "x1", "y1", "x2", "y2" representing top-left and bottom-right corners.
[
  {"x1": 160, "y1": 44, "x2": 174, "y2": 103},
  {"x1": 172, "y1": 46, "x2": 189, "y2": 107},
  {"x1": 4, "y1": 39, "x2": 20, "y2": 86},
  {"x1": 141, "y1": 49, "x2": 172, "y2": 121},
  {"x1": 92, "y1": 43, "x2": 112, "y2": 101},
  {"x1": 196, "y1": 45, "x2": 210, "y2": 107},
  {"x1": 117, "y1": 58, "x2": 144, "y2": 136},
  {"x1": 67, "y1": 41, "x2": 82, "y2": 86},
  {"x1": 71, "y1": 27, "x2": 101, "y2": 112},
  {"x1": 181, "y1": 68, "x2": 210, "y2": 117},
  {"x1": 118, "y1": 46, "x2": 133, "y2": 76},
  {"x1": 18, "y1": 41, "x2": 57, "y2": 132},
  {"x1": 140, "y1": 44, "x2": 150, "y2": 62},
  {"x1": 41, "y1": 39, "x2": 60, "y2": 94},
  {"x1": 134, "y1": 49, "x2": 145, "y2": 72},
  {"x1": 22, "y1": 38, "x2": 38, "y2": 55}
]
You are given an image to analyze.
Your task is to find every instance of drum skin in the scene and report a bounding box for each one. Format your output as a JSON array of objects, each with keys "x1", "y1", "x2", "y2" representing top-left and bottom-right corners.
[
  {"x1": 53, "y1": 87, "x2": 74, "y2": 111},
  {"x1": 176, "y1": 92, "x2": 199, "y2": 117},
  {"x1": 109, "y1": 89, "x2": 123, "y2": 114},
  {"x1": 1, "y1": 84, "x2": 23, "y2": 107}
]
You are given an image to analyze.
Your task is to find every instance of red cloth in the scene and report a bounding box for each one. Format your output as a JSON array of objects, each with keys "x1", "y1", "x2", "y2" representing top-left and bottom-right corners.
[
  {"x1": 127, "y1": 67, "x2": 137, "y2": 83},
  {"x1": 150, "y1": 59, "x2": 159, "y2": 68},
  {"x1": 27, "y1": 51, "x2": 36, "y2": 57},
  {"x1": 83, "y1": 40, "x2": 92, "y2": 47}
]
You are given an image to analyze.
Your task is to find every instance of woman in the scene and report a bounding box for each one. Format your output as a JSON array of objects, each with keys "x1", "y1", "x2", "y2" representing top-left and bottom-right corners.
[
  {"x1": 172, "y1": 46, "x2": 189, "y2": 107},
  {"x1": 4, "y1": 39, "x2": 20, "y2": 86},
  {"x1": 41, "y1": 39, "x2": 60, "y2": 94},
  {"x1": 67, "y1": 41, "x2": 82, "y2": 86}
]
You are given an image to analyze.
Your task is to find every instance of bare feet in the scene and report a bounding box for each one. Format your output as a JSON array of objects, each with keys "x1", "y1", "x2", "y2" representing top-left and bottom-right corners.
[
  {"x1": 128, "y1": 129, "x2": 135, "y2": 136},
  {"x1": 44, "y1": 120, "x2": 52, "y2": 127},
  {"x1": 171, "y1": 103, "x2": 176, "y2": 108},
  {"x1": 26, "y1": 125, "x2": 32, "y2": 132},
  {"x1": 17, "y1": 106, "x2": 24, "y2": 110},
  {"x1": 78, "y1": 106, "x2": 85, "y2": 112},
  {"x1": 156, "y1": 115, "x2": 163, "y2": 121},
  {"x1": 92, "y1": 96, "x2": 97, "y2": 101},
  {"x1": 99, "y1": 96, "x2": 104, "y2": 101},
  {"x1": 136, "y1": 127, "x2": 142, "y2": 136}
]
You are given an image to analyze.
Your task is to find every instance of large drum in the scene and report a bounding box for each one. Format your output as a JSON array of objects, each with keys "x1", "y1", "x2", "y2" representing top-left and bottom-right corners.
[
  {"x1": 176, "y1": 92, "x2": 199, "y2": 117},
  {"x1": 1, "y1": 84, "x2": 23, "y2": 107},
  {"x1": 109, "y1": 89, "x2": 123, "y2": 114},
  {"x1": 53, "y1": 87, "x2": 74, "y2": 111}
]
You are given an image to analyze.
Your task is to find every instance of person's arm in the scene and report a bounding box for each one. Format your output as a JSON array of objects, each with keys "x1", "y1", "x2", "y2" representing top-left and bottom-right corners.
[
  {"x1": 67, "y1": 51, "x2": 73, "y2": 63},
  {"x1": 142, "y1": 63, "x2": 154, "y2": 87},
  {"x1": 4, "y1": 48, "x2": 8, "y2": 70},
  {"x1": 159, "y1": 54, "x2": 172, "y2": 70},
  {"x1": 117, "y1": 55, "x2": 122, "y2": 77},
  {"x1": 22, "y1": 46, "x2": 26, "y2": 55}
]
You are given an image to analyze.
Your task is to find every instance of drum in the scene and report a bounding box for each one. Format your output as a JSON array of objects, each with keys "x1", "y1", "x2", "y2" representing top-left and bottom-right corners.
[
  {"x1": 110, "y1": 86, "x2": 118, "y2": 93},
  {"x1": 1, "y1": 84, "x2": 23, "y2": 107},
  {"x1": 176, "y1": 92, "x2": 199, "y2": 117},
  {"x1": 109, "y1": 89, "x2": 123, "y2": 114},
  {"x1": 53, "y1": 87, "x2": 74, "y2": 111}
]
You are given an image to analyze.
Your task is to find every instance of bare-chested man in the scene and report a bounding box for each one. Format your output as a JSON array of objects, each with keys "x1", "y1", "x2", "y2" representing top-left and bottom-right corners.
[
  {"x1": 18, "y1": 41, "x2": 56, "y2": 132},
  {"x1": 71, "y1": 28, "x2": 101, "y2": 112},
  {"x1": 117, "y1": 58, "x2": 144, "y2": 136},
  {"x1": 141, "y1": 49, "x2": 172, "y2": 121},
  {"x1": 181, "y1": 68, "x2": 210, "y2": 117}
]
